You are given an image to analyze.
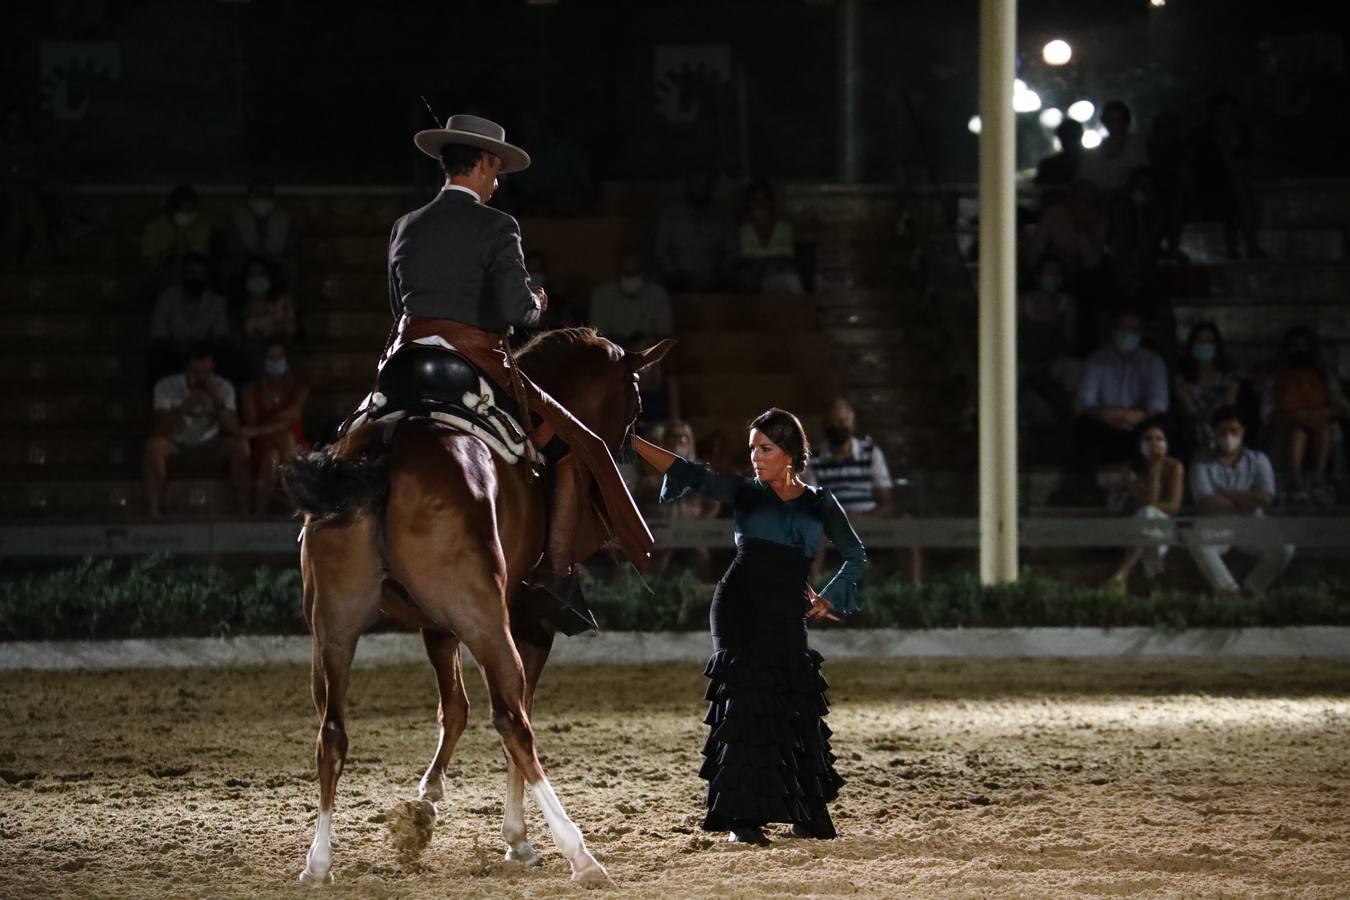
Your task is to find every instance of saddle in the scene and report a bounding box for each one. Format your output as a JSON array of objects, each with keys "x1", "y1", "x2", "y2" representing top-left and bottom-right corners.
[{"x1": 344, "y1": 337, "x2": 563, "y2": 467}]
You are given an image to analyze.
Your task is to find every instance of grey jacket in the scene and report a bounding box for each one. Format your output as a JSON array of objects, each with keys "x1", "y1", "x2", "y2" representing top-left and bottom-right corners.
[{"x1": 387, "y1": 188, "x2": 542, "y2": 330}]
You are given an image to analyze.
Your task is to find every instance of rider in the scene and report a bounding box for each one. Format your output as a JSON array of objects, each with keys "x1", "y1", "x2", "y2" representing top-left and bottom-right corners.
[{"x1": 387, "y1": 113, "x2": 653, "y2": 633}]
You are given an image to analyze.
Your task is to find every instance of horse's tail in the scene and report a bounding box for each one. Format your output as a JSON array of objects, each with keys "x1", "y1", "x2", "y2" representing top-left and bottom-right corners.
[{"x1": 281, "y1": 423, "x2": 390, "y2": 522}]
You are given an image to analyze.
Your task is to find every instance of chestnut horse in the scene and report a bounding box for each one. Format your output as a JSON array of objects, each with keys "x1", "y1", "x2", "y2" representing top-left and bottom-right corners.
[{"x1": 282, "y1": 327, "x2": 671, "y2": 885}]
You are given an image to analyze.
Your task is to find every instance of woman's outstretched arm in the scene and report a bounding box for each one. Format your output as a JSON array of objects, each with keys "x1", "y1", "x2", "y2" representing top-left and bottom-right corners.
[
  {"x1": 632, "y1": 434, "x2": 680, "y2": 473},
  {"x1": 634, "y1": 435, "x2": 745, "y2": 505}
]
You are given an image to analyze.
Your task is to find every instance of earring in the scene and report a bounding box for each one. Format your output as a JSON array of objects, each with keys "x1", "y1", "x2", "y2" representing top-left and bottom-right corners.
[{"x1": 783, "y1": 466, "x2": 792, "y2": 489}]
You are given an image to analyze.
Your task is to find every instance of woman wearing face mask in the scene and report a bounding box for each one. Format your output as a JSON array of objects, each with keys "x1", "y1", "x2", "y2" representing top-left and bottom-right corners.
[
  {"x1": 633, "y1": 408, "x2": 865, "y2": 846},
  {"x1": 1172, "y1": 322, "x2": 1240, "y2": 463},
  {"x1": 1266, "y1": 326, "x2": 1347, "y2": 506},
  {"x1": 240, "y1": 342, "x2": 309, "y2": 515},
  {"x1": 240, "y1": 256, "x2": 296, "y2": 348},
  {"x1": 1105, "y1": 419, "x2": 1184, "y2": 591}
]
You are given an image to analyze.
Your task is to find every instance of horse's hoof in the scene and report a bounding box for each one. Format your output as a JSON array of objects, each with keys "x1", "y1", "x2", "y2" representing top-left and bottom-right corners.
[
  {"x1": 418, "y1": 775, "x2": 444, "y2": 804},
  {"x1": 298, "y1": 867, "x2": 334, "y2": 886},
  {"x1": 571, "y1": 857, "x2": 611, "y2": 886},
  {"x1": 506, "y1": 844, "x2": 543, "y2": 869}
]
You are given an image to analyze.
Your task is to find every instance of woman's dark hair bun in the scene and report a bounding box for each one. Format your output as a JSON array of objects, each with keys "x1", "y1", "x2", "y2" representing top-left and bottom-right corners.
[{"x1": 748, "y1": 407, "x2": 811, "y2": 470}]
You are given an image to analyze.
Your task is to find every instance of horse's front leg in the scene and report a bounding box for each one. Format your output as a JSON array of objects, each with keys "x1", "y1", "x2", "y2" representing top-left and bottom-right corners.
[{"x1": 503, "y1": 624, "x2": 554, "y2": 868}]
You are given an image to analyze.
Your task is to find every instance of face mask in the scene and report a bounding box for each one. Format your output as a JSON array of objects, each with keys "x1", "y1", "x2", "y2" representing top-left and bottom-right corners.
[
  {"x1": 246, "y1": 275, "x2": 271, "y2": 296},
  {"x1": 263, "y1": 357, "x2": 289, "y2": 377},
  {"x1": 1114, "y1": 330, "x2": 1141, "y2": 354},
  {"x1": 1192, "y1": 342, "x2": 1217, "y2": 363},
  {"x1": 618, "y1": 275, "x2": 644, "y2": 295},
  {"x1": 248, "y1": 198, "x2": 274, "y2": 217},
  {"x1": 172, "y1": 210, "x2": 198, "y2": 228},
  {"x1": 182, "y1": 277, "x2": 207, "y2": 296},
  {"x1": 1139, "y1": 441, "x2": 1154, "y2": 458},
  {"x1": 1218, "y1": 434, "x2": 1242, "y2": 454},
  {"x1": 823, "y1": 425, "x2": 851, "y2": 446}
]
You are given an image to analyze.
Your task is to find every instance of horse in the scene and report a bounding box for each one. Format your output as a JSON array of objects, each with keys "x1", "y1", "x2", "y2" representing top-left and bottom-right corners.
[{"x1": 281, "y1": 327, "x2": 672, "y2": 885}]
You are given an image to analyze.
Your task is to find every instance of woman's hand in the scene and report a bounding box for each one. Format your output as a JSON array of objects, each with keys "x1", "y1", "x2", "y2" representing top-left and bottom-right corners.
[{"x1": 804, "y1": 585, "x2": 839, "y2": 623}]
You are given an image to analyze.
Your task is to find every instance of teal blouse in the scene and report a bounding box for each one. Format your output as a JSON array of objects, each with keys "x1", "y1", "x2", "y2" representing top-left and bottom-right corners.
[{"x1": 659, "y1": 457, "x2": 868, "y2": 613}]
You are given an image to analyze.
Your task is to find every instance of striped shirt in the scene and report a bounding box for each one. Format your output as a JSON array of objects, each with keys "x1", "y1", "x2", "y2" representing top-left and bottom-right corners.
[{"x1": 806, "y1": 436, "x2": 892, "y2": 513}]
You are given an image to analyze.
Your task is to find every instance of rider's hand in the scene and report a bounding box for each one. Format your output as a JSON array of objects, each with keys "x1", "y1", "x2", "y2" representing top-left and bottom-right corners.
[
  {"x1": 533, "y1": 286, "x2": 549, "y2": 312},
  {"x1": 804, "y1": 585, "x2": 839, "y2": 623}
]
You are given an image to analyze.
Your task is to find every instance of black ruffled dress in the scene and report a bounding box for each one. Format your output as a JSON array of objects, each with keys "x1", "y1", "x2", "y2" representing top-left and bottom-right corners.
[{"x1": 660, "y1": 458, "x2": 867, "y2": 834}]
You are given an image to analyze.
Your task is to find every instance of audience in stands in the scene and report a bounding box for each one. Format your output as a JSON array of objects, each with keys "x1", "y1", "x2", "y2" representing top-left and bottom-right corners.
[
  {"x1": 1028, "y1": 179, "x2": 1111, "y2": 350},
  {"x1": 1018, "y1": 256, "x2": 1081, "y2": 427},
  {"x1": 1034, "y1": 119, "x2": 1085, "y2": 199},
  {"x1": 737, "y1": 178, "x2": 803, "y2": 294},
  {"x1": 141, "y1": 184, "x2": 215, "y2": 278},
  {"x1": 1263, "y1": 326, "x2": 1347, "y2": 506},
  {"x1": 149, "y1": 252, "x2": 231, "y2": 381},
  {"x1": 0, "y1": 106, "x2": 51, "y2": 268},
  {"x1": 655, "y1": 170, "x2": 737, "y2": 291},
  {"x1": 1172, "y1": 321, "x2": 1241, "y2": 463},
  {"x1": 1079, "y1": 101, "x2": 1148, "y2": 196},
  {"x1": 1188, "y1": 405, "x2": 1294, "y2": 594},
  {"x1": 239, "y1": 255, "x2": 296, "y2": 350},
  {"x1": 1065, "y1": 308, "x2": 1169, "y2": 504},
  {"x1": 643, "y1": 419, "x2": 719, "y2": 577},
  {"x1": 230, "y1": 176, "x2": 293, "y2": 264},
  {"x1": 1190, "y1": 92, "x2": 1265, "y2": 259},
  {"x1": 144, "y1": 343, "x2": 250, "y2": 517},
  {"x1": 240, "y1": 341, "x2": 309, "y2": 516},
  {"x1": 1105, "y1": 419, "x2": 1184, "y2": 591},
  {"x1": 589, "y1": 249, "x2": 673, "y2": 343}
]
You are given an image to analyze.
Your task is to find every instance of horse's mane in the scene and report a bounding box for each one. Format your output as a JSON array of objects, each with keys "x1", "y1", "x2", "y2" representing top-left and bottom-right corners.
[{"x1": 516, "y1": 327, "x2": 620, "y2": 382}]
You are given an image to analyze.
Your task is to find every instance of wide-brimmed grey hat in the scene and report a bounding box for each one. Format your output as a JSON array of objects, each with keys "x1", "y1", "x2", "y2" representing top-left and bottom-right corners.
[{"x1": 414, "y1": 114, "x2": 531, "y2": 174}]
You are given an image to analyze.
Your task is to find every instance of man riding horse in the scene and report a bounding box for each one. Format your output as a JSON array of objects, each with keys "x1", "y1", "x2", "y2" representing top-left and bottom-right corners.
[{"x1": 375, "y1": 113, "x2": 653, "y2": 632}]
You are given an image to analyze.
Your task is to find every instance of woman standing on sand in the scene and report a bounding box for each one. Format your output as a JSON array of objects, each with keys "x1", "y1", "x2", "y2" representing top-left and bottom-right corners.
[{"x1": 633, "y1": 407, "x2": 866, "y2": 846}]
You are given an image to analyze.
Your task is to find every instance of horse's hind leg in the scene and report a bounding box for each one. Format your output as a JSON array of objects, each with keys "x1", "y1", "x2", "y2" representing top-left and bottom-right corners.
[
  {"x1": 418, "y1": 629, "x2": 469, "y2": 804},
  {"x1": 502, "y1": 627, "x2": 554, "y2": 868},
  {"x1": 298, "y1": 519, "x2": 383, "y2": 885}
]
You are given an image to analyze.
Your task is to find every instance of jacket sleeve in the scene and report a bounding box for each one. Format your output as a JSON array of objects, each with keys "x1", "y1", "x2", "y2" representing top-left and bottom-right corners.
[
  {"x1": 818, "y1": 489, "x2": 868, "y2": 614},
  {"x1": 486, "y1": 215, "x2": 542, "y2": 328},
  {"x1": 387, "y1": 222, "x2": 403, "y2": 320}
]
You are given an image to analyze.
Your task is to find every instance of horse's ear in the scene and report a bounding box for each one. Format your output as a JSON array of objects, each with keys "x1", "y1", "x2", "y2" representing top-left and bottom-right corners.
[{"x1": 628, "y1": 338, "x2": 675, "y2": 372}]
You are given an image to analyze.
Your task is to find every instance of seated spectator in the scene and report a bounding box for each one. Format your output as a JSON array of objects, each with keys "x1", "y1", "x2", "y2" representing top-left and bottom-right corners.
[
  {"x1": 1189, "y1": 92, "x2": 1265, "y2": 260},
  {"x1": 141, "y1": 184, "x2": 214, "y2": 278},
  {"x1": 1018, "y1": 256, "x2": 1080, "y2": 427},
  {"x1": 149, "y1": 252, "x2": 231, "y2": 381},
  {"x1": 1065, "y1": 309, "x2": 1169, "y2": 504},
  {"x1": 240, "y1": 342, "x2": 310, "y2": 516},
  {"x1": 1172, "y1": 321, "x2": 1241, "y2": 463},
  {"x1": 589, "y1": 249, "x2": 673, "y2": 344},
  {"x1": 1105, "y1": 419, "x2": 1184, "y2": 591},
  {"x1": 807, "y1": 397, "x2": 920, "y2": 583},
  {"x1": 655, "y1": 170, "x2": 738, "y2": 292},
  {"x1": 0, "y1": 106, "x2": 51, "y2": 268},
  {"x1": 143, "y1": 343, "x2": 250, "y2": 517},
  {"x1": 737, "y1": 178, "x2": 803, "y2": 294},
  {"x1": 1188, "y1": 406, "x2": 1294, "y2": 594},
  {"x1": 230, "y1": 176, "x2": 293, "y2": 263},
  {"x1": 240, "y1": 255, "x2": 297, "y2": 350},
  {"x1": 1263, "y1": 326, "x2": 1348, "y2": 506},
  {"x1": 644, "y1": 419, "x2": 719, "y2": 577},
  {"x1": 1035, "y1": 119, "x2": 1085, "y2": 195},
  {"x1": 1078, "y1": 100, "x2": 1148, "y2": 195}
]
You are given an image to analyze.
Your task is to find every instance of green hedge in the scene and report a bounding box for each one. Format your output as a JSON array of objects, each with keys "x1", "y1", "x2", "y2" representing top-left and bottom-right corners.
[{"x1": 2, "y1": 556, "x2": 1349, "y2": 642}]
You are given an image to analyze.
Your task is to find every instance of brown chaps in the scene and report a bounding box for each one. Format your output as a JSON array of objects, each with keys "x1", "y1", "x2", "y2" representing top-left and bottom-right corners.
[{"x1": 388, "y1": 315, "x2": 653, "y2": 574}]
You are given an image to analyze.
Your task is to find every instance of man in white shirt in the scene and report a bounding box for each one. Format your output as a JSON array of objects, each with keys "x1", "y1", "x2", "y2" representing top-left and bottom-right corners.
[
  {"x1": 143, "y1": 344, "x2": 251, "y2": 517},
  {"x1": 1188, "y1": 406, "x2": 1295, "y2": 593},
  {"x1": 588, "y1": 250, "x2": 673, "y2": 344}
]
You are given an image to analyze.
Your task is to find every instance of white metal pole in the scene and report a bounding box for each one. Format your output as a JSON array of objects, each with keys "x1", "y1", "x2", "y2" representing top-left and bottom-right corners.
[{"x1": 978, "y1": 0, "x2": 1019, "y2": 582}]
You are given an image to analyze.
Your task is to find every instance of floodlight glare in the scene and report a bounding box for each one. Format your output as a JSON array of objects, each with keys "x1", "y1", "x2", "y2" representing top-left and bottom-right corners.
[
  {"x1": 1081, "y1": 129, "x2": 1103, "y2": 149},
  {"x1": 1043, "y1": 39, "x2": 1072, "y2": 66},
  {"x1": 1067, "y1": 100, "x2": 1096, "y2": 123},
  {"x1": 1013, "y1": 90, "x2": 1042, "y2": 113},
  {"x1": 968, "y1": 114, "x2": 982, "y2": 134},
  {"x1": 1039, "y1": 107, "x2": 1064, "y2": 129}
]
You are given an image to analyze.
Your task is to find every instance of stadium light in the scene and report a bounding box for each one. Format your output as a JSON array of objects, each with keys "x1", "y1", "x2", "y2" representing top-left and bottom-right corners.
[
  {"x1": 1013, "y1": 89, "x2": 1042, "y2": 113},
  {"x1": 1067, "y1": 100, "x2": 1096, "y2": 123},
  {"x1": 1081, "y1": 129, "x2": 1103, "y2": 149},
  {"x1": 1039, "y1": 107, "x2": 1064, "y2": 129},
  {"x1": 1042, "y1": 39, "x2": 1072, "y2": 66},
  {"x1": 968, "y1": 114, "x2": 983, "y2": 134}
]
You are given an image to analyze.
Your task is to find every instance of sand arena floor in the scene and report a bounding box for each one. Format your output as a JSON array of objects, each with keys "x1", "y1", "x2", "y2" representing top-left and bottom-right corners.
[{"x1": 1, "y1": 657, "x2": 1348, "y2": 898}]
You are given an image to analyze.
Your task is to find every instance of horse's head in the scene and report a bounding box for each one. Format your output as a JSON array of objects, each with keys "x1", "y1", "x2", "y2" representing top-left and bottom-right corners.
[{"x1": 517, "y1": 327, "x2": 674, "y2": 449}]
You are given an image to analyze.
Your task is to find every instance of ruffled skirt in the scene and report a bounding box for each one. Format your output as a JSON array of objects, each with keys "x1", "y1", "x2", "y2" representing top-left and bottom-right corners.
[{"x1": 699, "y1": 539, "x2": 844, "y2": 831}]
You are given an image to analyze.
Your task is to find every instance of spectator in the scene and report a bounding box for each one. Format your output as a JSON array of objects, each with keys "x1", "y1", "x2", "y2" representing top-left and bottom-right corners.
[
  {"x1": 1029, "y1": 181, "x2": 1111, "y2": 345},
  {"x1": 1066, "y1": 309, "x2": 1169, "y2": 504},
  {"x1": 807, "y1": 397, "x2": 920, "y2": 583},
  {"x1": 230, "y1": 176, "x2": 293, "y2": 263},
  {"x1": 644, "y1": 419, "x2": 719, "y2": 577},
  {"x1": 1079, "y1": 100, "x2": 1148, "y2": 195},
  {"x1": 1190, "y1": 92, "x2": 1265, "y2": 259},
  {"x1": 1018, "y1": 256, "x2": 1080, "y2": 427},
  {"x1": 1034, "y1": 118, "x2": 1085, "y2": 208},
  {"x1": 1172, "y1": 321, "x2": 1240, "y2": 463},
  {"x1": 143, "y1": 343, "x2": 250, "y2": 517},
  {"x1": 655, "y1": 170, "x2": 738, "y2": 292},
  {"x1": 1188, "y1": 405, "x2": 1294, "y2": 594},
  {"x1": 737, "y1": 178, "x2": 803, "y2": 294},
  {"x1": 141, "y1": 184, "x2": 214, "y2": 276},
  {"x1": 240, "y1": 342, "x2": 310, "y2": 516},
  {"x1": 1105, "y1": 419, "x2": 1184, "y2": 591},
  {"x1": 0, "y1": 106, "x2": 51, "y2": 268},
  {"x1": 240, "y1": 255, "x2": 297, "y2": 350},
  {"x1": 589, "y1": 249, "x2": 673, "y2": 344},
  {"x1": 1264, "y1": 326, "x2": 1347, "y2": 506},
  {"x1": 149, "y1": 252, "x2": 231, "y2": 381}
]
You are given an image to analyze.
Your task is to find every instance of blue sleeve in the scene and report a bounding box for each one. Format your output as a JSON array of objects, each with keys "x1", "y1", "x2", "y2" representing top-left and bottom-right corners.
[
  {"x1": 817, "y1": 490, "x2": 868, "y2": 614},
  {"x1": 658, "y1": 457, "x2": 745, "y2": 505},
  {"x1": 1252, "y1": 451, "x2": 1276, "y2": 496},
  {"x1": 1190, "y1": 459, "x2": 1215, "y2": 499}
]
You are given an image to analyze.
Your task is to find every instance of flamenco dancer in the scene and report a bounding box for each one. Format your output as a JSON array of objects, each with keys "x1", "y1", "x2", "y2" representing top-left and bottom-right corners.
[{"x1": 633, "y1": 408, "x2": 866, "y2": 845}]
